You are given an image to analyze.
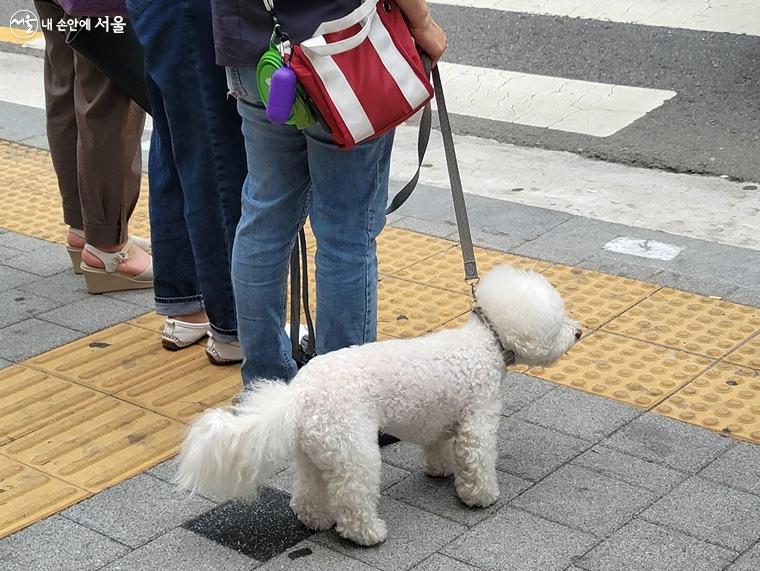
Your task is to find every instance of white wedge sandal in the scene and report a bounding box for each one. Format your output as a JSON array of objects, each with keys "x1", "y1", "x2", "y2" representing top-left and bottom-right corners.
[
  {"x1": 67, "y1": 229, "x2": 152, "y2": 275},
  {"x1": 80, "y1": 238, "x2": 154, "y2": 294}
]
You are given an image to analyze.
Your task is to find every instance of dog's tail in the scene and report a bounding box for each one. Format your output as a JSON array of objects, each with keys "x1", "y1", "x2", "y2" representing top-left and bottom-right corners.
[{"x1": 174, "y1": 380, "x2": 298, "y2": 499}]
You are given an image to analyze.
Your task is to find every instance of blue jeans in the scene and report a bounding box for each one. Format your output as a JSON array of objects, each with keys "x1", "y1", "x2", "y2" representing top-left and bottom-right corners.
[
  {"x1": 227, "y1": 66, "x2": 394, "y2": 384},
  {"x1": 127, "y1": 0, "x2": 246, "y2": 342}
]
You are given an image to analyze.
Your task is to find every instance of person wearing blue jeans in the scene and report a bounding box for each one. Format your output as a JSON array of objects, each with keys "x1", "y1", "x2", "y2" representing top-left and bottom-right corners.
[
  {"x1": 209, "y1": 0, "x2": 447, "y2": 385},
  {"x1": 126, "y1": 0, "x2": 247, "y2": 364},
  {"x1": 227, "y1": 75, "x2": 393, "y2": 383}
]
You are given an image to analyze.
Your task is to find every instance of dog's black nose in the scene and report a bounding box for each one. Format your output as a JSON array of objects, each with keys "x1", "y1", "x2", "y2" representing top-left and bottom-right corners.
[{"x1": 575, "y1": 329, "x2": 582, "y2": 340}]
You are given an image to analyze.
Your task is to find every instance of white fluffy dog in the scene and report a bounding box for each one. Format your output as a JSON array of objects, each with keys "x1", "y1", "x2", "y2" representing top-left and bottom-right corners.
[{"x1": 175, "y1": 265, "x2": 580, "y2": 546}]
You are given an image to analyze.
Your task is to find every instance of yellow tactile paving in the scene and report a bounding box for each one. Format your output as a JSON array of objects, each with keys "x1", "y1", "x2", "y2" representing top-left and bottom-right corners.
[
  {"x1": 1, "y1": 396, "x2": 183, "y2": 493},
  {"x1": 0, "y1": 455, "x2": 89, "y2": 539},
  {"x1": 378, "y1": 276, "x2": 471, "y2": 338},
  {"x1": 724, "y1": 333, "x2": 760, "y2": 371},
  {"x1": 0, "y1": 366, "x2": 105, "y2": 446},
  {"x1": 656, "y1": 363, "x2": 760, "y2": 443},
  {"x1": 114, "y1": 346, "x2": 241, "y2": 423},
  {"x1": 129, "y1": 311, "x2": 166, "y2": 334},
  {"x1": 26, "y1": 324, "x2": 177, "y2": 394},
  {"x1": 529, "y1": 331, "x2": 713, "y2": 408},
  {"x1": 392, "y1": 245, "x2": 552, "y2": 295},
  {"x1": 377, "y1": 226, "x2": 456, "y2": 274},
  {"x1": 604, "y1": 288, "x2": 760, "y2": 359},
  {"x1": 2, "y1": 137, "x2": 760, "y2": 539},
  {"x1": 0, "y1": 141, "x2": 150, "y2": 243},
  {"x1": 541, "y1": 265, "x2": 660, "y2": 329}
]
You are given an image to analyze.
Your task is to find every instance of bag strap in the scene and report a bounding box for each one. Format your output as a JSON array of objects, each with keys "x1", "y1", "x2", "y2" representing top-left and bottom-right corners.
[
  {"x1": 313, "y1": 0, "x2": 377, "y2": 36},
  {"x1": 387, "y1": 62, "x2": 479, "y2": 285},
  {"x1": 301, "y1": 11, "x2": 377, "y2": 57}
]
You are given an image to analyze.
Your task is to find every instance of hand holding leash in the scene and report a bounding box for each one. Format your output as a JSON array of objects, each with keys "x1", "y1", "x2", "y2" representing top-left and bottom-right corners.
[
  {"x1": 409, "y1": 14, "x2": 447, "y2": 65},
  {"x1": 397, "y1": 0, "x2": 447, "y2": 66}
]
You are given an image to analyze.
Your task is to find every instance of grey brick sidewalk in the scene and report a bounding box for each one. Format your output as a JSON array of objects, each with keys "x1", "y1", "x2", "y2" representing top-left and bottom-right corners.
[
  {"x1": 2, "y1": 372, "x2": 759, "y2": 571},
  {"x1": 0, "y1": 230, "x2": 152, "y2": 364},
  {"x1": 3, "y1": 109, "x2": 760, "y2": 569}
]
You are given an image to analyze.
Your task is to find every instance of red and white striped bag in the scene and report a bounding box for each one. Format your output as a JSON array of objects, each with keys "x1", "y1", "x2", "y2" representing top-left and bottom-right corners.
[{"x1": 285, "y1": 0, "x2": 434, "y2": 148}]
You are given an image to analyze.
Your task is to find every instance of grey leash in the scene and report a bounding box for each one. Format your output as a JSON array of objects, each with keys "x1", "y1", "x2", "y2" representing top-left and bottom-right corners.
[
  {"x1": 386, "y1": 62, "x2": 479, "y2": 288},
  {"x1": 293, "y1": 60, "x2": 479, "y2": 366}
]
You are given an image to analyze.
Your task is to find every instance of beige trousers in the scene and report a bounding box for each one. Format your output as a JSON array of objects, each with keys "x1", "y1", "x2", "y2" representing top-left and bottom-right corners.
[{"x1": 35, "y1": 0, "x2": 146, "y2": 247}]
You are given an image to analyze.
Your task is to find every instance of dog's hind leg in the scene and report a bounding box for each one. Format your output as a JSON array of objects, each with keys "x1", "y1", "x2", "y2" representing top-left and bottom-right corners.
[
  {"x1": 452, "y1": 408, "x2": 500, "y2": 508},
  {"x1": 290, "y1": 448, "x2": 334, "y2": 531},
  {"x1": 319, "y1": 422, "x2": 387, "y2": 546},
  {"x1": 423, "y1": 438, "x2": 454, "y2": 477}
]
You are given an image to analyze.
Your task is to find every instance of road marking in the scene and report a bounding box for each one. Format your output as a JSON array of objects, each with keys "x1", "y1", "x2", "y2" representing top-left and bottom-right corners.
[
  {"x1": 604, "y1": 237, "x2": 683, "y2": 260},
  {"x1": 390, "y1": 124, "x2": 760, "y2": 251},
  {"x1": 437, "y1": 62, "x2": 676, "y2": 137},
  {"x1": 1, "y1": 34, "x2": 676, "y2": 140},
  {"x1": 0, "y1": 26, "x2": 44, "y2": 49},
  {"x1": 432, "y1": 0, "x2": 760, "y2": 37},
  {"x1": 0, "y1": 51, "x2": 44, "y2": 108}
]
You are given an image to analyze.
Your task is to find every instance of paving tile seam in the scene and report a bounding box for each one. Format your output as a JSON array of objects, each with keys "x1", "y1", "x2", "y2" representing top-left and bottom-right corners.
[
  {"x1": 687, "y1": 471, "x2": 760, "y2": 502},
  {"x1": 385, "y1": 468, "x2": 525, "y2": 529},
  {"x1": 583, "y1": 282, "x2": 666, "y2": 332},
  {"x1": 383, "y1": 241, "x2": 461, "y2": 275},
  {"x1": 515, "y1": 405, "x2": 649, "y2": 445},
  {"x1": 727, "y1": 538, "x2": 760, "y2": 571},
  {"x1": 502, "y1": 503, "x2": 605, "y2": 543},
  {"x1": 636, "y1": 515, "x2": 745, "y2": 556},
  {"x1": 506, "y1": 214, "x2": 575, "y2": 250},
  {"x1": 522, "y1": 328, "x2": 716, "y2": 414},
  {"x1": 507, "y1": 461, "x2": 694, "y2": 555},
  {"x1": 425, "y1": 549, "x2": 480, "y2": 571},
  {"x1": 652, "y1": 358, "x2": 760, "y2": 445},
  {"x1": 591, "y1": 327, "x2": 726, "y2": 365},
  {"x1": 725, "y1": 329, "x2": 760, "y2": 362},
  {"x1": 32, "y1": 314, "x2": 93, "y2": 336},
  {"x1": 590, "y1": 472, "x2": 736, "y2": 549},
  {"x1": 59, "y1": 512, "x2": 135, "y2": 551}
]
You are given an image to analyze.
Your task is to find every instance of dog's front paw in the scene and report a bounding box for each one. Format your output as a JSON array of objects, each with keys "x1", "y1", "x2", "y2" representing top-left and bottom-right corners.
[
  {"x1": 423, "y1": 441, "x2": 454, "y2": 478},
  {"x1": 456, "y1": 481, "x2": 500, "y2": 508},
  {"x1": 423, "y1": 460, "x2": 453, "y2": 478},
  {"x1": 337, "y1": 517, "x2": 388, "y2": 546}
]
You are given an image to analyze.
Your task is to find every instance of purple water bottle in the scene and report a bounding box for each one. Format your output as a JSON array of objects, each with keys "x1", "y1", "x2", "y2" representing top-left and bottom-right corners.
[{"x1": 267, "y1": 64, "x2": 297, "y2": 125}]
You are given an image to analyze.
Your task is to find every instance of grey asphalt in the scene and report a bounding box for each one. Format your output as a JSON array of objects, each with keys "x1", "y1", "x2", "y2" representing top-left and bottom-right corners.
[{"x1": 433, "y1": 4, "x2": 760, "y2": 182}]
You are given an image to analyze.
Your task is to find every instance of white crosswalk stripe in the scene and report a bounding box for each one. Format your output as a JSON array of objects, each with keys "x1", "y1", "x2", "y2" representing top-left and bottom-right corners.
[{"x1": 437, "y1": 62, "x2": 676, "y2": 137}]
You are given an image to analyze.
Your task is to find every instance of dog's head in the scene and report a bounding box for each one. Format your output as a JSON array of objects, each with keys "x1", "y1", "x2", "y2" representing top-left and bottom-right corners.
[{"x1": 475, "y1": 265, "x2": 581, "y2": 367}]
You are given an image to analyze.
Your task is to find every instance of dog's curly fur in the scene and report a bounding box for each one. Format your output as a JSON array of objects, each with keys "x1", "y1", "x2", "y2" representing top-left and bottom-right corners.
[{"x1": 175, "y1": 265, "x2": 580, "y2": 546}]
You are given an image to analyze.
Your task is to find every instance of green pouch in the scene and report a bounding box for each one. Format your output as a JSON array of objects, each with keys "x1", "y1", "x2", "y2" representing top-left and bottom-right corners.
[{"x1": 256, "y1": 46, "x2": 316, "y2": 129}]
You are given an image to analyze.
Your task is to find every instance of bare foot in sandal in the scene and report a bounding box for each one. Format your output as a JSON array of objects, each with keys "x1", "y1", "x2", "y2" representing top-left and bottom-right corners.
[{"x1": 80, "y1": 239, "x2": 153, "y2": 294}]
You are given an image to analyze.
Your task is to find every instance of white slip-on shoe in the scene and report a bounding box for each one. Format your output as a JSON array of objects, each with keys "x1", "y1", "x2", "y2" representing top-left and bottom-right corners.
[
  {"x1": 206, "y1": 333, "x2": 243, "y2": 366},
  {"x1": 162, "y1": 318, "x2": 209, "y2": 350}
]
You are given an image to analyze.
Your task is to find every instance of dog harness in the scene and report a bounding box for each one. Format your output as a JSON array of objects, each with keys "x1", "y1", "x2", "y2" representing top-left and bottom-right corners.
[{"x1": 472, "y1": 304, "x2": 516, "y2": 366}]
